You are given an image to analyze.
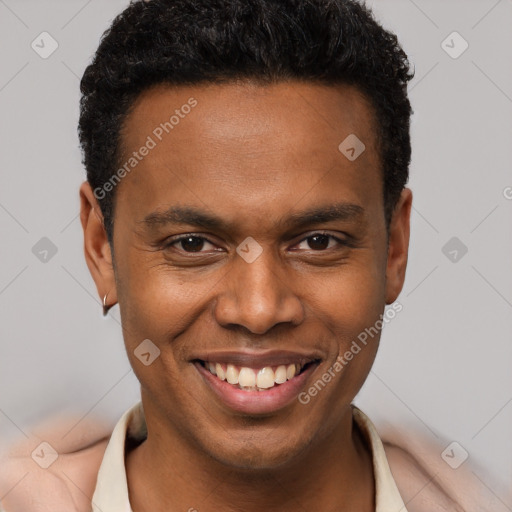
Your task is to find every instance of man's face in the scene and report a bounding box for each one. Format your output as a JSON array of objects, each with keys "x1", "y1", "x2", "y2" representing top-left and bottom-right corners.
[{"x1": 87, "y1": 81, "x2": 409, "y2": 469}]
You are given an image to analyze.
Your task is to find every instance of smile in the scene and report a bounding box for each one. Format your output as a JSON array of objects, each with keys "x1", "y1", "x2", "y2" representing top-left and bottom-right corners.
[
  {"x1": 193, "y1": 352, "x2": 321, "y2": 415},
  {"x1": 200, "y1": 361, "x2": 309, "y2": 391}
]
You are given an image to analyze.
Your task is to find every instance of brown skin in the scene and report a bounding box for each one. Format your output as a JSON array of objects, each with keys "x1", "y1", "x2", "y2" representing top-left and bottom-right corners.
[{"x1": 80, "y1": 81, "x2": 412, "y2": 512}]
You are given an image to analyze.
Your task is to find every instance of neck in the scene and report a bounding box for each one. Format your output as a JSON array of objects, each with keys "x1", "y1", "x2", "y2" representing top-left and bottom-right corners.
[{"x1": 126, "y1": 404, "x2": 374, "y2": 512}]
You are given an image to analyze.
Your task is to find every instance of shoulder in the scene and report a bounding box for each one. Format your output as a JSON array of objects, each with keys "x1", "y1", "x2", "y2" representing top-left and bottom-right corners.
[
  {"x1": 383, "y1": 441, "x2": 464, "y2": 512},
  {"x1": 0, "y1": 417, "x2": 111, "y2": 512},
  {"x1": 381, "y1": 432, "x2": 510, "y2": 512}
]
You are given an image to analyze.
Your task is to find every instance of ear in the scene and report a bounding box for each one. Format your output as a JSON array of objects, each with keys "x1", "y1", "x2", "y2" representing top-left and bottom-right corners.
[
  {"x1": 385, "y1": 188, "x2": 412, "y2": 304},
  {"x1": 79, "y1": 181, "x2": 117, "y2": 308}
]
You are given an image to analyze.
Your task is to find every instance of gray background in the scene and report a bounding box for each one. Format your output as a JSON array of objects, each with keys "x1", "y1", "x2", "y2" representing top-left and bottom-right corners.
[{"x1": 0, "y1": 0, "x2": 511, "y2": 502}]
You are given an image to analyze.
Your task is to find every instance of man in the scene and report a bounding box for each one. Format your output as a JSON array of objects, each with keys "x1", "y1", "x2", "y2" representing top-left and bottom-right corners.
[{"x1": 0, "y1": 0, "x2": 496, "y2": 511}]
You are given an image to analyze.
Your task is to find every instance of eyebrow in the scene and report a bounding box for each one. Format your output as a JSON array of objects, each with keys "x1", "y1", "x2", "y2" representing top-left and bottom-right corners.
[{"x1": 141, "y1": 202, "x2": 365, "y2": 233}]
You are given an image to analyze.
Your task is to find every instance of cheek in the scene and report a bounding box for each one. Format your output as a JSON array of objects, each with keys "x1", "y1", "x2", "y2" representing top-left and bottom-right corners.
[
  {"x1": 313, "y1": 252, "x2": 387, "y2": 333},
  {"x1": 307, "y1": 252, "x2": 387, "y2": 391},
  {"x1": 118, "y1": 264, "x2": 208, "y2": 346},
  {"x1": 290, "y1": 260, "x2": 387, "y2": 437},
  {"x1": 301, "y1": 262, "x2": 386, "y2": 402},
  {"x1": 116, "y1": 264, "x2": 212, "y2": 400}
]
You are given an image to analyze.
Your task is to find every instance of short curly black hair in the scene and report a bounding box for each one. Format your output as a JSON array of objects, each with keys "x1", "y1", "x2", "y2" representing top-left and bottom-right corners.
[{"x1": 79, "y1": 0, "x2": 414, "y2": 243}]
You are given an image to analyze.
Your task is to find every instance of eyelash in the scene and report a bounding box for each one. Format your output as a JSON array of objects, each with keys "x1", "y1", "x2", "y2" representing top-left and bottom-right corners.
[{"x1": 163, "y1": 232, "x2": 349, "y2": 254}]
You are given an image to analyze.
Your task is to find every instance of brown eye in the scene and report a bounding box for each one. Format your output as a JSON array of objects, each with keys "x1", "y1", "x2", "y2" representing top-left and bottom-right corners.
[
  {"x1": 307, "y1": 234, "x2": 330, "y2": 250},
  {"x1": 293, "y1": 233, "x2": 347, "y2": 252},
  {"x1": 178, "y1": 236, "x2": 206, "y2": 252},
  {"x1": 165, "y1": 235, "x2": 217, "y2": 253}
]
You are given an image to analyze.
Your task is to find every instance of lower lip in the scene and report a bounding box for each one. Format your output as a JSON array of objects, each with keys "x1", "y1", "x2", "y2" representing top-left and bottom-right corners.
[{"x1": 194, "y1": 361, "x2": 318, "y2": 415}]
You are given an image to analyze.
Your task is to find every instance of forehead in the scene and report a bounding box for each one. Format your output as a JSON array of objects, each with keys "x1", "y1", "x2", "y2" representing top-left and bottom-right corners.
[
  {"x1": 115, "y1": 80, "x2": 383, "y2": 234},
  {"x1": 121, "y1": 80, "x2": 377, "y2": 154}
]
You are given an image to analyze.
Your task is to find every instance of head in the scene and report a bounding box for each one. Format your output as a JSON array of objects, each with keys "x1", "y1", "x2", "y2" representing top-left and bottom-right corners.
[{"x1": 79, "y1": 0, "x2": 413, "y2": 469}]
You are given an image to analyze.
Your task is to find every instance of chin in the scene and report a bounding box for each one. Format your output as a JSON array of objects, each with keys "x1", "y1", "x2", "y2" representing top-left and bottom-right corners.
[{"x1": 204, "y1": 431, "x2": 311, "y2": 471}]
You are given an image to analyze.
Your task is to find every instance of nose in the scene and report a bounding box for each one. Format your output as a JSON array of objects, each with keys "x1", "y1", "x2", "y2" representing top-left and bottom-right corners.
[{"x1": 214, "y1": 247, "x2": 304, "y2": 335}]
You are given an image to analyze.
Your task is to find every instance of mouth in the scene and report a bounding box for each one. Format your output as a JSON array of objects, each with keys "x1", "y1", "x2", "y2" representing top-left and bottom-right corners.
[
  {"x1": 192, "y1": 351, "x2": 321, "y2": 415},
  {"x1": 197, "y1": 360, "x2": 316, "y2": 391}
]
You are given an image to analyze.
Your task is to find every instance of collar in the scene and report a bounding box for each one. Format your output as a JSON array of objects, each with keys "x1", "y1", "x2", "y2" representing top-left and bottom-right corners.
[{"x1": 91, "y1": 402, "x2": 407, "y2": 512}]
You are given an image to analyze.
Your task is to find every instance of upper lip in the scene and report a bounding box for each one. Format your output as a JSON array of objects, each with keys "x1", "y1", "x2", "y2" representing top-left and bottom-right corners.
[{"x1": 191, "y1": 349, "x2": 322, "y2": 368}]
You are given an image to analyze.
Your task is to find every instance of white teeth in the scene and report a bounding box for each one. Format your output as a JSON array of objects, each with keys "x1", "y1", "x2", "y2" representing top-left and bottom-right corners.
[
  {"x1": 286, "y1": 364, "x2": 296, "y2": 380},
  {"x1": 226, "y1": 364, "x2": 239, "y2": 385},
  {"x1": 256, "y1": 367, "x2": 275, "y2": 389},
  {"x1": 206, "y1": 361, "x2": 306, "y2": 390},
  {"x1": 274, "y1": 365, "x2": 287, "y2": 384},
  {"x1": 215, "y1": 363, "x2": 226, "y2": 380},
  {"x1": 238, "y1": 367, "x2": 256, "y2": 387}
]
